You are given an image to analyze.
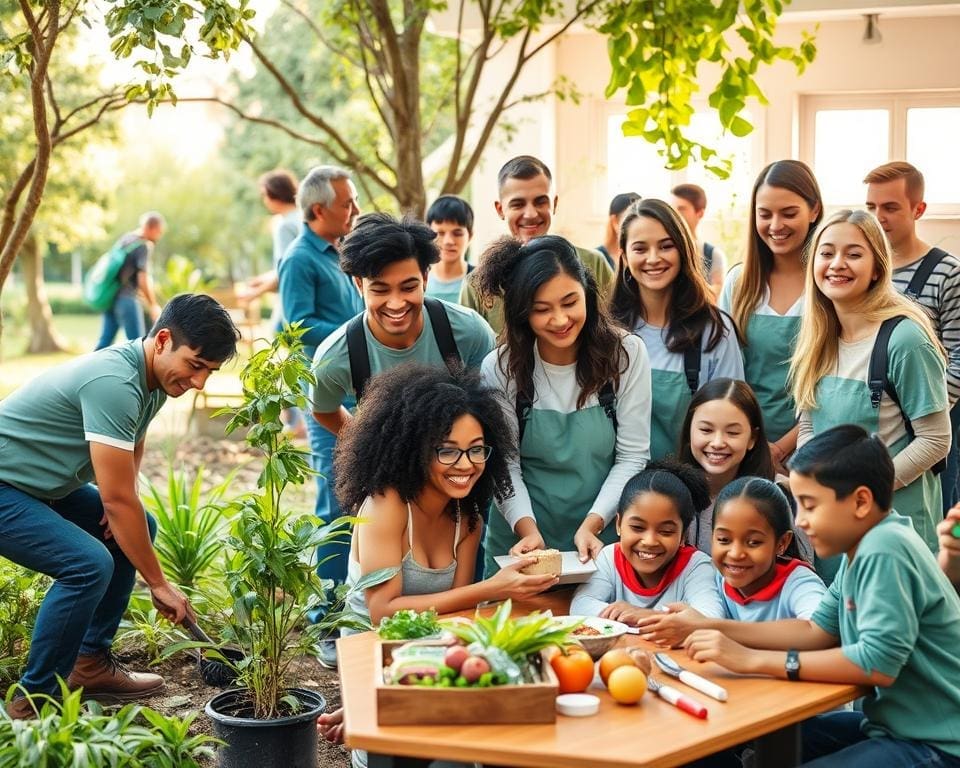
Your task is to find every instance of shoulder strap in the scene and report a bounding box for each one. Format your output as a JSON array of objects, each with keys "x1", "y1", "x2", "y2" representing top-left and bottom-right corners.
[
  {"x1": 703, "y1": 241, "x2": 714, "y2": 274},
  {"x1": 423, "y1": 296, "x2": 461, "y2": 372},
  {"x1": 682, "y1": 332, "x2": 704, "y2": 395},
  {"x1": 905, "y1": 248, "x2": 947, "y2": 300},
  {"x1": 345, "y1": 314, "x2": 371, "y2": 401},
  {"x1": 868, "y1": 315, "x2": 944, "y2": 474},
  {"x1": 515, "y1": 389, "x2": 533, "y2": 445}
]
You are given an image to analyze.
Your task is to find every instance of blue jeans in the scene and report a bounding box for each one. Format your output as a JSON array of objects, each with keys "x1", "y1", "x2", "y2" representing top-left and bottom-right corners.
[
  {"x1": 802, "y1": 711, "x2": 960, "y2": 767},
  {"x1": 0, "y1": 482, "x2": 157, "y2": 695},
  {"x1": 941, "y1": 401, "x2": 960, "y2": 511},
  {"x1": 305, "y1": 414, "x2": 348, "y2": 622},
  {"x1": 95, "y1": 293, "x2": 145, "y2": 350}
]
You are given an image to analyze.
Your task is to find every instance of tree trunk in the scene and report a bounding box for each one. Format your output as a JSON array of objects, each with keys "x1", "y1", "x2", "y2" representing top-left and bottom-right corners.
[{"x1": 22, "y1": 232, "x2": 69, "y2": 354}]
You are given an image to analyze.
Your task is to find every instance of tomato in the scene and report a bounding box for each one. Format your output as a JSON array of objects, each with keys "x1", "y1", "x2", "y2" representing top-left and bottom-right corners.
[
  {"x1": 549, "y1": 648, "x2": 595, "y2": 694},
  {"x1": 598, "y1": 648, "x2": 636, "y2": 686},
  {"x1": 607, "y1": 665, "x2": 646, "y2": 705}
]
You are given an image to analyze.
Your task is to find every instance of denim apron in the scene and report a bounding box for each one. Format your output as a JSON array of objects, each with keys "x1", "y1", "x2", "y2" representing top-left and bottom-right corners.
[{"x1": 483, "y1": 403, "x2": 618, "y2": 577}]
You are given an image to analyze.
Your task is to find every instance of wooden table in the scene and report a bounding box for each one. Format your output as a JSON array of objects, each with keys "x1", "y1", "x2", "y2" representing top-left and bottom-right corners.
[{"x1": 338, "y1": 592, "x2": 863, "y2": 768}]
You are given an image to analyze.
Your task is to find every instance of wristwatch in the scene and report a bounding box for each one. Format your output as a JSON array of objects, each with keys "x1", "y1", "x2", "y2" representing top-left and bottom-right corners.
[{"x1": 785, "y1": 649, "x2": 801, "y2": 681}]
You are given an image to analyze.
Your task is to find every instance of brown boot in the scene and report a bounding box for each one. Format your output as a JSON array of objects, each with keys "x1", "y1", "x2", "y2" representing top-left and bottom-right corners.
[
  {"x1": 4, "y1": 696, "x2": 39, "y2": 720},
  {"x1": 67, "y1": 650, "x2": 164, "y2": 702}
]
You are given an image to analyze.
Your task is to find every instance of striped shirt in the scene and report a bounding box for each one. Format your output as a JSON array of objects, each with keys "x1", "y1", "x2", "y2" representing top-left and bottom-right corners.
[{"x1": 891, "y1": 248, "x2": 960, "y2": 406}]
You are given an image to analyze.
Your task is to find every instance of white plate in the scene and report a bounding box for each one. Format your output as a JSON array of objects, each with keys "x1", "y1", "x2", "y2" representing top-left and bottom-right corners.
[{"x1": 493, "y1": 551, "x2": 598, "y2": 585}]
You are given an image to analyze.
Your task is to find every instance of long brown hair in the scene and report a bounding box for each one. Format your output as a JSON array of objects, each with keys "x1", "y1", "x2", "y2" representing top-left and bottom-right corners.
[
  {"x1": 472, "y1": 235, "x2": 628, "y2": 408},
  {"x1": 789, "y1": 209, "x2": 944, "y2": 411},
  {"x1": 731, "y1": 160, "x2": 823, "y2": 341},
  {"x1": 610, "y1": 198, "x2": 734, "y2": 352}
]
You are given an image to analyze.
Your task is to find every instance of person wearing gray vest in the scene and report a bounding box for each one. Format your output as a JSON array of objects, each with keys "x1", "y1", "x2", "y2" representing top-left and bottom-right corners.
[{"x1": 0, "y1": 295, "x2": 239, "y2": 719}]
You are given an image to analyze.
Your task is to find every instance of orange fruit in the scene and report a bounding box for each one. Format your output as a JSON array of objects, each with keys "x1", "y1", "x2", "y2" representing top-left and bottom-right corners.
[
  {"x1": 549, "y1": 648, "x2": 595, "y2": 694},
  {"x1": 607, "y1": 665, "x2": 647, "y2": 705},
  {"x1": 598, "y1": 648, "x2": 636, "y2": 686}
]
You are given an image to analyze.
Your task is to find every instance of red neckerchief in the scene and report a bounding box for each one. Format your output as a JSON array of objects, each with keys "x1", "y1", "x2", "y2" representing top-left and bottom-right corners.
[
  {"x1": 614, "y1": 544, "x2": 697, "y2": 596},
  {"x1": 723, "y1": 558, "x2": 811, "y2": 605}
]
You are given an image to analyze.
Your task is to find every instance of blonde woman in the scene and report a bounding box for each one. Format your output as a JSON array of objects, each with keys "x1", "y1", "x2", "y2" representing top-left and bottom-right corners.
[
  {"x1": 790, "y1": 209, "x2": 948, "y2": 566},
  {"x1": 719, "y1": 160, "x2": 823, "y2": 467}
]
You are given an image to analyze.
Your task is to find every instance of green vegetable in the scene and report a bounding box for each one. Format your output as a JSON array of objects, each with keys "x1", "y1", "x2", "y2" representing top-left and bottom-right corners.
[{"x1": 378, "y1": 609, "x2": 442, "y2": 640}]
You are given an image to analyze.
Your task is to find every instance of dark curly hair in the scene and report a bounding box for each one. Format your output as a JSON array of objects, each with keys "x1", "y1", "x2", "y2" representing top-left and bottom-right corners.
[
  {"x1": 339, "y1": 212, "x2": 440, "y2": 278},
  {"x1": 617, "y1": 457, "x2": 711, "y2": 533},
  {"x1": 610, "y1": 198, "x2": 737, "y2": 353},
  {"x1": 333, "y1": 363, "x2": 515, "y2": 530},
  {"x1": 470, "y1": 234, "x2": 628, "y2": 409}
]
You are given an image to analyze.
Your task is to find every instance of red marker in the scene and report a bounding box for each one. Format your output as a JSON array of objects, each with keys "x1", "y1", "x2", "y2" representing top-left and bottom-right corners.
[{"x1": 648, "y1": 677, "x2": 708, "y2": 719}]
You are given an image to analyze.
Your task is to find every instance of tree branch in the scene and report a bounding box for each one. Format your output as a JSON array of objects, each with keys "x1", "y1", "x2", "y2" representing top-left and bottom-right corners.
[{"x1": 276, "y1": 0, "x2": 363, "y2": 68}]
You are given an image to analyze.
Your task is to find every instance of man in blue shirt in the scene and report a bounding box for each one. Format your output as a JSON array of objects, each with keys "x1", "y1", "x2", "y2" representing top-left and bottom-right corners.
[{"x1": 278, "y1": 165, "x2": 363, "y2": 667}]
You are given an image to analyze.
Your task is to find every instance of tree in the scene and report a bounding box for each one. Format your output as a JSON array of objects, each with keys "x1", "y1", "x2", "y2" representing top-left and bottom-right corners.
[
  {"x1": 0, "y1": 0, "x2": 254, "y2": 350},
  {"x1": 200, "y1": 0, "x2": 816, "y2": 216}
]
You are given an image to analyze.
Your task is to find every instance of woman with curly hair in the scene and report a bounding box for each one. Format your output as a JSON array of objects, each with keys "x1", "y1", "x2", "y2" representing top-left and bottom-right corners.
[
  {"x1": 336, "y1": 362, "x2": 558, "y2": 626},
  {"x1": 473, "y1": 235, "x2": 652, "y2": 576},
  {"x1": 609, "y1": 199, "x2": 744, "y2": 461}
]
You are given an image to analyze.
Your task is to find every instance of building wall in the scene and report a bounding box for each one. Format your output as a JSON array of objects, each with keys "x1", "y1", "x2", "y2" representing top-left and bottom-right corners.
[{"x1": 468, "y1": 12, "x2": 960, "y2": 260}]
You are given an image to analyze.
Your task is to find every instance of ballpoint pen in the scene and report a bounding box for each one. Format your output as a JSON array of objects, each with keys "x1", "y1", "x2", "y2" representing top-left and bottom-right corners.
[
  {"x1": 647, "y1": 676, "x2": 708, "y2": 719},
  {"x1": 653, "y1": 652, "x2": 729, "y2": 702}
]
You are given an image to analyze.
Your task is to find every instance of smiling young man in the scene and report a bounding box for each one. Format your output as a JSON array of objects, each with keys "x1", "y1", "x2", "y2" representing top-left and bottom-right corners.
[
  {"x1": 459, "y1": 155, "x2": 614, "y2": 332},
  {"x1": 310, "y1": 211, "x2": 495, "y2": 442},
  {"x1": 683, "y1": 425, "x2": 960, "y2": 767},
  {"x1": 0, "y1": 294, "x2": 238, "y2": 719},
  {"x1": 864, "y1": 161, "x2": 960, "y2": 511}
]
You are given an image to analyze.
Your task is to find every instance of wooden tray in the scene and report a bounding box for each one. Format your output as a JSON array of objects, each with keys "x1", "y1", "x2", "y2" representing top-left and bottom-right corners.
[{"x1": 375, "y1": 641, "x2": 559, "y2": 725}]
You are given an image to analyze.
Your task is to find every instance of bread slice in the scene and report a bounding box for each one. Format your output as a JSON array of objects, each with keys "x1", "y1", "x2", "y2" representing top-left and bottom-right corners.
[{"x1": 520, "y1": 549, "x2": 562, "y2": 576}]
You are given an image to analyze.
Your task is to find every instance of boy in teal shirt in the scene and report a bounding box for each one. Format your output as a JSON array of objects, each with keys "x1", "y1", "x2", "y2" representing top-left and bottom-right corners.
[{"x1": 683, "y1": 424, "x2": 960, "y2": 766}]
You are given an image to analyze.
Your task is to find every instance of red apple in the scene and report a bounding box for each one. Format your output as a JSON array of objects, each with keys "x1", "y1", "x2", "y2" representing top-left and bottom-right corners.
[
  {"x1": 460, "y1": 655, "x2": 490, "y2": 684},
  {"x1": 443, "y1": 645, "x2": 470, "y2": 674}
]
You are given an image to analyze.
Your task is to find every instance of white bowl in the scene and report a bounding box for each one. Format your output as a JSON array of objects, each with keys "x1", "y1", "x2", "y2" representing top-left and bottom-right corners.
[{"x1": 557, "y1": 615, "x2": 630, "y2": 660}]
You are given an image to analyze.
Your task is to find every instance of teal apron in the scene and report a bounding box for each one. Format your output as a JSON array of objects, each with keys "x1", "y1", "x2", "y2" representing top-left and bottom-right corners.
[
  {"x1": 483, "y1": 403, "x2": 619, "y2": 578},
  {"x1": 743, "y1": 314, "x2": 801, "y2": 443},
  {"x1": 650, "y1": 368, "x2": 693, "y2": 461},
  {"x1": 811, "y1": 376, "x2": 941, "y2": 584}
]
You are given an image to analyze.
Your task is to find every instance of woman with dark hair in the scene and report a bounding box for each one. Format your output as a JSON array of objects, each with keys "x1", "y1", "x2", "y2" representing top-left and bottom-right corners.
[
  {"x1": 336, "y1": 362, "x2": 557, "y2": 626},
  {"x1": 610, "y1": 199, "x2": 743, "y2": 460},
  {"x1": 473, "y1": 235, "x2": 652, "y2": 575},
  {"x1": 719, "y1": 160, "x2": 823, "y2": 467}
]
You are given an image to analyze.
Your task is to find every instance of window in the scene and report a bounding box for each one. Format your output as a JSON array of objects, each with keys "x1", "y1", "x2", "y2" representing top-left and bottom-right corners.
[
  {"x1": 801, "y1": 91, "x2": 960, "y2": 214},
  {"x1": 604, "y1": 107, "x2": 760, "y2": 220}
]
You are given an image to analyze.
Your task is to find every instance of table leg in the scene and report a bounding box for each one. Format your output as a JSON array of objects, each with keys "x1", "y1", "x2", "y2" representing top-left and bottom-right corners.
[{"x1": 754, "y1": 723, "x2": 802, "y2": 767}]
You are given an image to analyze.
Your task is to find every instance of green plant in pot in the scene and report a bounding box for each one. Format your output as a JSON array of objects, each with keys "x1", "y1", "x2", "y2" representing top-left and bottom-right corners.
[{"x1": 184, "y1": 325, "x2": 394, "y2": 768}]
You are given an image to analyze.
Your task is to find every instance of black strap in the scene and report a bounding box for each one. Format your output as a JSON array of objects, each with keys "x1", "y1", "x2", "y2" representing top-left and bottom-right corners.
[
  {"x1": 516, "y1": 381, "x2": 618, "y2": 444},
  {"x1": 423, "y1": 296, "x2": 461, "y2": 366},
  {"x1": 904, "y1": 248, "x2": 947, "y2": 301},
  {"x1": 683, "y1": 332, "x2": 704, "y2": 395},
  {"x1": 703, "y1": 242, "x2": 714, "y2": 275},
  {"x1": 868, "y1": 315, "x2": 945, "y2": 474},
  {"x1": 346, "y1": 297, "x2": 462, "y2": 402}
]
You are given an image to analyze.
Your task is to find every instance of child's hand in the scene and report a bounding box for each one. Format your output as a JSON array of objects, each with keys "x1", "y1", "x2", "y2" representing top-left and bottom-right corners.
[
  {"x1": 317, "y1": 707, "x2": 345, "y2": 744},
  {"x1": 683, "y1": 629, "x2": 755, "y2": 674},
  {"x1": 938, "y1": 505, "x2": 960, "y2": 588},
  {"x1": 636, "y1": 604, "x2": 705, "y2": 647},
  {"x1": 599, "y1": 601, "x2": 652, "y2": 626}
]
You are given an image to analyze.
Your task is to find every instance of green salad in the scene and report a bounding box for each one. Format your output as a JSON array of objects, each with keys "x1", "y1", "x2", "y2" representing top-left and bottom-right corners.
[{"x1": 378, "y1": 609, "x2": 442, "y2": 640}]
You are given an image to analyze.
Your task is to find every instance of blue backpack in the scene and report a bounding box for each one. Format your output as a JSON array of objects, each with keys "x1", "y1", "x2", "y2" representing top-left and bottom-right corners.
[{"x1": 83, "y1": 238, "x2": 144, "y2": 311}]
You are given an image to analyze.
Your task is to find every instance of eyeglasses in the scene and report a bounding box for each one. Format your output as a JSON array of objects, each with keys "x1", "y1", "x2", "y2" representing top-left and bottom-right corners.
[{"x1": 435, "y1": 445, "x2": 493, "y2": 465}]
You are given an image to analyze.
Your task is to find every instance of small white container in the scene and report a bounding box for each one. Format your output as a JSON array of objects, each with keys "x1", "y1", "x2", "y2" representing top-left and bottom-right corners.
[{"x1": 555, "y1": 693, "x2": 600, "y2": 717}]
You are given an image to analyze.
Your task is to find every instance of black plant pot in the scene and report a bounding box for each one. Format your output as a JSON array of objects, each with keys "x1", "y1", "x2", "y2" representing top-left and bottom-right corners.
[{"x1": 205, "y1": 687, "x2": 326, "y2": 768}]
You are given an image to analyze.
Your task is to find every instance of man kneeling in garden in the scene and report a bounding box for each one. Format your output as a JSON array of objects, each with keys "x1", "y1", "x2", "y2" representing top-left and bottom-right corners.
[{"x1": 0, "y1": 294, "x2": 239, "y2": 719}]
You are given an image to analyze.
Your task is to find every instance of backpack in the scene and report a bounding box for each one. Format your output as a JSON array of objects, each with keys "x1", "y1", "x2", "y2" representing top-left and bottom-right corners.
[
  {"x1": 83, "y1": 238, "x2": 144, "y2": 312},
  {"x1": 346, "y1": 296, "x2": 461, "y2": 401},
  {"x1": 903, "y1": 247, "x2": 947, "y2": 302},
  {"x1": 702, "y1": 242, "x2": 714, "y2": 277},
  {"x1": 868, "y1": 315, "x2": 945, "y2": 475}
]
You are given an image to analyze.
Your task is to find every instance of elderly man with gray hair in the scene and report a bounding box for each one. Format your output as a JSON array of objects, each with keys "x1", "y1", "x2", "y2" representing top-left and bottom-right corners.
[{"x1": 278, "y1": 164, "x2": 363, "y2": 668}]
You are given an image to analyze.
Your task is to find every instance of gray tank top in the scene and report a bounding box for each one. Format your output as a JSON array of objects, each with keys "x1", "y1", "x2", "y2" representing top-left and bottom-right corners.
[{"x1": 344, "y1": 499, "x2": 461, "y2": 625}]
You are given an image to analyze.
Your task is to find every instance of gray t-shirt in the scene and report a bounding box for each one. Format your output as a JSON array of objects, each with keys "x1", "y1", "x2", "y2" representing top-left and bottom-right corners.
[
  {"x1": 0, "y1": 340, "x2": 166, "y2": 500},
  {"x1": 310, "y1": 300, "x2": 495, "y2": 412}
]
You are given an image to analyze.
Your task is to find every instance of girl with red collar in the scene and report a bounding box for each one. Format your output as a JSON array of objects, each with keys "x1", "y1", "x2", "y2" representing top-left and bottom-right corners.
[
  {"x1": 570, "y1": 458, "x2": 724, "y2": 625},
  {"x1": 637, "y1": 477, "x2": 825, "y2": 645}
]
